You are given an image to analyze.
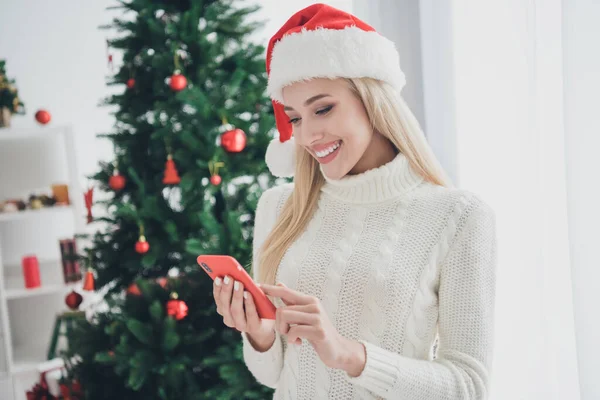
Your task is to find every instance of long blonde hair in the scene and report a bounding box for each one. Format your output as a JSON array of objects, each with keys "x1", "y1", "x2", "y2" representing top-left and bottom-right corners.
[{"x1": 257, "y1": 77, "x2": 453, "y2": 285}]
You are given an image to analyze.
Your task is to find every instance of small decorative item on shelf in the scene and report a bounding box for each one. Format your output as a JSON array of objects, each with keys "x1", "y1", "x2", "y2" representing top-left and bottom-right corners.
[
  {"x1": 0, "y1": 199, "x2": 24, "y2": 212},
  {"x1": 22, "y1": 254, "x2": 42, "y2": 289},
  {"x1": 59, "y1": 238, "x2": 82, "y2": 283},
  {"x1": 0, "y1": 59, "x2": 26, "y2": 128},
  {"x1": 51, "y1": 183, "x2": 70, "y2": 205},
  {"x1": 34, "y1": 109, "x2": 51, "y2": 125}
]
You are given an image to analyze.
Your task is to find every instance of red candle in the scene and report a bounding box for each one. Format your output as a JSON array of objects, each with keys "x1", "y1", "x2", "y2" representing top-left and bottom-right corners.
[{"x1": 22, "y1": 255, "x2": 41, "y2": 288}]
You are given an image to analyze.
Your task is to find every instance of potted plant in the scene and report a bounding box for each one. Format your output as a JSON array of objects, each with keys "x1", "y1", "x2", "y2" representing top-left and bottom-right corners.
[{"x1": 0, "y1": 59, "x2": 25, "y2": 127}]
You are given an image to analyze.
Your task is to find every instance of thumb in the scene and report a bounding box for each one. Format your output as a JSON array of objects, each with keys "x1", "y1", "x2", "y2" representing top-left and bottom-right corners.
[{"x1": 276, "y1": 282, "x2": 287, "y2": 287}]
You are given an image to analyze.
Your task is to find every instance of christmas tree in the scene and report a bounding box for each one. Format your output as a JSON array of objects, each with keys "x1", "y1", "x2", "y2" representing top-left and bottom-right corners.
[{"x1": 65, "y1": 1, "x2": 281, "y2": 399}]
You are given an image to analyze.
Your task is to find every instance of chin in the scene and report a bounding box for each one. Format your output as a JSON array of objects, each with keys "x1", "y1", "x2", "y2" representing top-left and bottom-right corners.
[{"x1": 320, "y1": 166, "x2": 347, "y2": 180}]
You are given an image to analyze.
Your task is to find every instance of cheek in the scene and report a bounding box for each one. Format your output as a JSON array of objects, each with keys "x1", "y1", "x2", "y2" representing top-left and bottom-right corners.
[{"x1": 338, "y1": 114, "x2": 371, "y2": 153}]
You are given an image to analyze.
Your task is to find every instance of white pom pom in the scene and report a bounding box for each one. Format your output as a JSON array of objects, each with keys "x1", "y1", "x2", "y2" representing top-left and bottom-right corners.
[{"x1": 265, "y1": 136, "x2": 296, "y2": 178}]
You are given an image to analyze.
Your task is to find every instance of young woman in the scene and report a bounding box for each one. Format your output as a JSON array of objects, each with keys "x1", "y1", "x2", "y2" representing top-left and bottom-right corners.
[{"x1": 212, "y1": 4, "x2": 497, "y2": 399}]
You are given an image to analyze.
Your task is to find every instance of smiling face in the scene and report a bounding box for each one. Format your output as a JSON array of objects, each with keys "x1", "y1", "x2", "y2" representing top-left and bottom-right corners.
[{"x1": 282, "y1": 78, "x2": 396, "y2": 180}]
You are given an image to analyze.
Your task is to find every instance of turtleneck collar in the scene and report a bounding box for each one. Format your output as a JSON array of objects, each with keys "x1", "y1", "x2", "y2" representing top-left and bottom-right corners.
[{"x1": 320, "y1": 152, "x2": 425, "y2": 204}]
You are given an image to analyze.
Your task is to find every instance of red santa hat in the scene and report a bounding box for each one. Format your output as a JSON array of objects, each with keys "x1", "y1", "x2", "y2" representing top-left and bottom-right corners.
[{"x1": 264, "y1": 3, "x2": 406, "y2": 178}]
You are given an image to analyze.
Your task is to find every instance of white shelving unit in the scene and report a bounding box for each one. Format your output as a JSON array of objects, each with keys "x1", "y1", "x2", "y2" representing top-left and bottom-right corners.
[{"x1": 0, "y1": 124, "x2": 86, "y2": 400}]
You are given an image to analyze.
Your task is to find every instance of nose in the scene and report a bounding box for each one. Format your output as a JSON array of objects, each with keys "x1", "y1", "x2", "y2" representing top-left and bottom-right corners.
[{"x1": 295, "y1": 120, "x2": 325, "y2": 147}]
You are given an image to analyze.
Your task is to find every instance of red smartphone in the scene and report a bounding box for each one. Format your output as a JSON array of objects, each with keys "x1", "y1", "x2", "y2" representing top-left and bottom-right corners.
[{"x1": 197, "y1": 255, "x2": 277, "y2": 320}]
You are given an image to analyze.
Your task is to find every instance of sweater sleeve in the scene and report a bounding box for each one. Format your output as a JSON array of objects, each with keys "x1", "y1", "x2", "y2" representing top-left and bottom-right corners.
[
  {"x1": 240, "y1": 184, "x2": 291, "y2": 389},
  {"x1": 344, "y1": 197, "x2": 497, "y2": 400}
]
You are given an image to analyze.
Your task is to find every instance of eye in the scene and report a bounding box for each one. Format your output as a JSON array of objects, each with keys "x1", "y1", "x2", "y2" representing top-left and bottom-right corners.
[
  {"x1": 316, "y1": 105, "x2": 333, "y2": 115},
  {"x1": 287, "y1": 105, "x2": 333, "y2": 126}
]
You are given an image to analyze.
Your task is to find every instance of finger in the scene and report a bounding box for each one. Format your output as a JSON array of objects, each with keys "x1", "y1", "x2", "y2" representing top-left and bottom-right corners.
[
  {"x1": 213, "y1": 277, "x2": 223, "y2": 315},
  {"x1": 281, "y1": 303, "x2": 320, "y2": 314},
  {"x1": 287, "y1": 325, "x2": 321, "y2": 344},
  {"x1": 219, "y1": 275, "x2": 235, "y2": 326},
  {"x1": 243, "y1": 290, "x2": 261, "y2": 331},
  {"x1": 260, "y1": 283, "x2": 316, "y2": 306},
  {"x1": 231, "y1": 281, "x2": 247, "y2": 331},
  {"x1": 280, "y1": 308, "x2": 319, "y2": 328},
  {"x1": 275, "y1": 283, "x2": 294, "y2": 306}
]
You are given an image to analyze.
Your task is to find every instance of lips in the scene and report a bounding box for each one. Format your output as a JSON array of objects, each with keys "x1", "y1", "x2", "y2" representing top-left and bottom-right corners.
[
  {"x1": 311, "y1": 140, "x2": 341, "y2": 153},
  {"x1": 314, "y1": 140, "x2": 342, "y2": 158}
]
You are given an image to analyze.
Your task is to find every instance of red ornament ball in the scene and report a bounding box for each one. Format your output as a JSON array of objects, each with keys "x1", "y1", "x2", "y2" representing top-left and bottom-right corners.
[
  {"x1": 210, "y1": 175, "x2": 222, "y2": 186},
  {"x1": 35, "y1": 109, "x2": 51, "y2": 125},
  {"x1": 166, "y1": 297, "x2": 188, "y2": 320},
  {"x1": 65, "y1": 290, "x2": 83, "y2": 310},
  {"x1": 109, "y1": 174, "x2": 126, "y2": 191},
  {"x1": 126, "y1": 78, "x2": 136, "y2": 88},
  {"x1": 169, "y1": 73, "x2": 187, "y2": 91},
  {"x1": 135, "y1": 236, "x2": 150, "y2": 254},
  {"x1": 221, "y1": 128, "x2": 247, "y2": 153}
]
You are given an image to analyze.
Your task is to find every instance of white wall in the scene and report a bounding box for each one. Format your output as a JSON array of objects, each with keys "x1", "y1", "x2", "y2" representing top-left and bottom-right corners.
[
  {"x1": 0, "y1": 1, "x2": 116, "y2": 183},
  {"x1": 562, "y1": 1, "x2": 600, "y2": 399}
]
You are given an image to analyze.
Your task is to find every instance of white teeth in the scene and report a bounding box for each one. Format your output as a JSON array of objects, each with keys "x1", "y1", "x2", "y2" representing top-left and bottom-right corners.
[{"x1": 315, "y1": 141, "x2": 341, "y2": 158}]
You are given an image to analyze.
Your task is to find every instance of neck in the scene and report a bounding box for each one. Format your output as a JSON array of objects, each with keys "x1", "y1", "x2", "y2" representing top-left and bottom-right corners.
[
  {"x1": 348, "y1": 133, "x2": 398, "y2": 175},
  {"x1": 320, "y1": 151, "x2": 425, "y2": 204}
]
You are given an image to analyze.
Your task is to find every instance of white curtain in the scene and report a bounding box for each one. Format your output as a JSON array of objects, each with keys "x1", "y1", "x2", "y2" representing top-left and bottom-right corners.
[{"x1": 355, "y1": 0, "x2": 582, "y2": 398}]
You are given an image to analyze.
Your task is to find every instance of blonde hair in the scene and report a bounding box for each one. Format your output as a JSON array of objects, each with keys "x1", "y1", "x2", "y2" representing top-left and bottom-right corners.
[{"x1": 257, "y1": 77, "x2": 453, "y2": 285}]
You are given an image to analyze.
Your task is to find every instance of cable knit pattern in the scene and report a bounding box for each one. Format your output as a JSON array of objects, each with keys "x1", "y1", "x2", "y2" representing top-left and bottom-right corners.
[{"x1": 242, "y1": 152, "x2": 497, "y2": 400}]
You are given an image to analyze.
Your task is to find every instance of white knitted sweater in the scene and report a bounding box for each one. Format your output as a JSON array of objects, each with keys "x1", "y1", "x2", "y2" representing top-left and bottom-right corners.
[{"x1": 241, "y1": 152, "x2": 497, "y2": 399}]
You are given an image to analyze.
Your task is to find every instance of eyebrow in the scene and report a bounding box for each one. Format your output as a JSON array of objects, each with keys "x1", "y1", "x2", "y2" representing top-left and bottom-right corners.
[{"x1": 283, "y1": 94, "x2": 331, "y2": 111}]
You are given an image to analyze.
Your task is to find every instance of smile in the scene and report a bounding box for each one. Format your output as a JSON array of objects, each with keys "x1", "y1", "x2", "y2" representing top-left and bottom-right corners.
[{"x1": 315, "y1": 140, "x2": 341, "y2": 158}]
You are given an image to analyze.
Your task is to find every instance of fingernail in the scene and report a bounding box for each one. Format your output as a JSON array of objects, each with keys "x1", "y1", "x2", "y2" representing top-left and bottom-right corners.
[
  {"x1": 243, "y1": 291, "x2": 248, "y2": 299},
  {"x1": 223, "y1": 276, "x2": 230, "y2": 285},
  {"x1": 234, "y1": 281, "x2": 240, "y2": 291},
  {"x1": 215, "y1": 277, "x2": 222, "y2": 286}
]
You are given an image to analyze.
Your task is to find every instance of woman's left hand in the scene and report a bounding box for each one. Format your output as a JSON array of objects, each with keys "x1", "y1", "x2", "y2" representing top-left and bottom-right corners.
[{"x1": 259, "y1": 282, "x2": 365, "y2": 374}]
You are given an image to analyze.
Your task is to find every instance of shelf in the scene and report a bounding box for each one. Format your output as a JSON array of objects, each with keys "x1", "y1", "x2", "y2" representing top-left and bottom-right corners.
[
  {"x1": 0, "y1": 205, "x2": 73, "y2": 223},
  {"x1": 5, "y1": 282, "x2": 79, "y2": 300},
  {"x1": 3, "y1": 259, "x2": 81, "y2": 300},
  {"x1": 0, "y1": 125, "x2": 70, "y2": 142},
  {"x1": 11, "y1": 342, "x2": 49, "y2": 375}
]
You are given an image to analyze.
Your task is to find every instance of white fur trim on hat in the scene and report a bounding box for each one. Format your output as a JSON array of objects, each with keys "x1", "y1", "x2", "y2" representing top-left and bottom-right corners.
[
  {"x1": 267, "y1": 26, "x2": 405, "y2": 102},
  {"x1": 265, "y1": 136, "x2": 296, "y2": 178}
]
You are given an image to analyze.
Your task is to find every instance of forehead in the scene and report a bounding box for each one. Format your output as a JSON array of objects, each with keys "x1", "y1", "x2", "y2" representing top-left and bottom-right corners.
[{"x1": 282, "y1": 78, "x2": 347, "y2": 105}]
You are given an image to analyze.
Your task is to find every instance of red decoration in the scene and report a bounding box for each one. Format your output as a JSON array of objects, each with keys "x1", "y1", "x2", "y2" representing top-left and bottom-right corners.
[
  {"x1": 26, "y1": 382, "x2": 53, "y2": 400},
  {"x1": 221, "y1": 128, "x2": 247, "y2": 153},
  {"x1": 22, "y1": 255, "x2": 41, "y2": 289},
  {"x1": 84, "y1": 187, "x2": 94, "y2": 223},
  {"x1": 166, "y1": 292, "x2": 188, "y2": 320},
  {"x1": 35, "y1": 109, "x2": 51, "y2": 125},
  {"x1": 82, "y1": 271, "x2": 95, "y2": 291},
  {"x1": 65, "y1": 290, "x2": 83, "y2": 310},
  {"x1": 126, "y1": 78, "x2": 136, "y2": 88},
  {"x1": 208, "y1": 160, "x2": 224, "y2": 186},
  {"x1": 127, "y1": 283, "x2": 141, "y2": 296},
  {"x1": 162, "y1": 154, "x2": 181, "y2": 185},
  {"x1": 157, "y1": 277, "x2": 168, "y2": 288},
  {"x1": 169, "y1": 73, "x2": 187, "y2": 91},
  {"x1": 210, "y1": 175, "x2": 222, "y2": 186},
  {"x1": 136, "y1": 235, "x2": 150, "y2": 254},
  {"x1": 109, "y1": 170, "x2": 126, "y2": 191}
]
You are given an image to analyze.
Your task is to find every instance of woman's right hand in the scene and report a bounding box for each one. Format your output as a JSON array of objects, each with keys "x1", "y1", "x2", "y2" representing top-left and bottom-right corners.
[{"x1": 213, "y1": 275, "x2": 275, "y2": 349}]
